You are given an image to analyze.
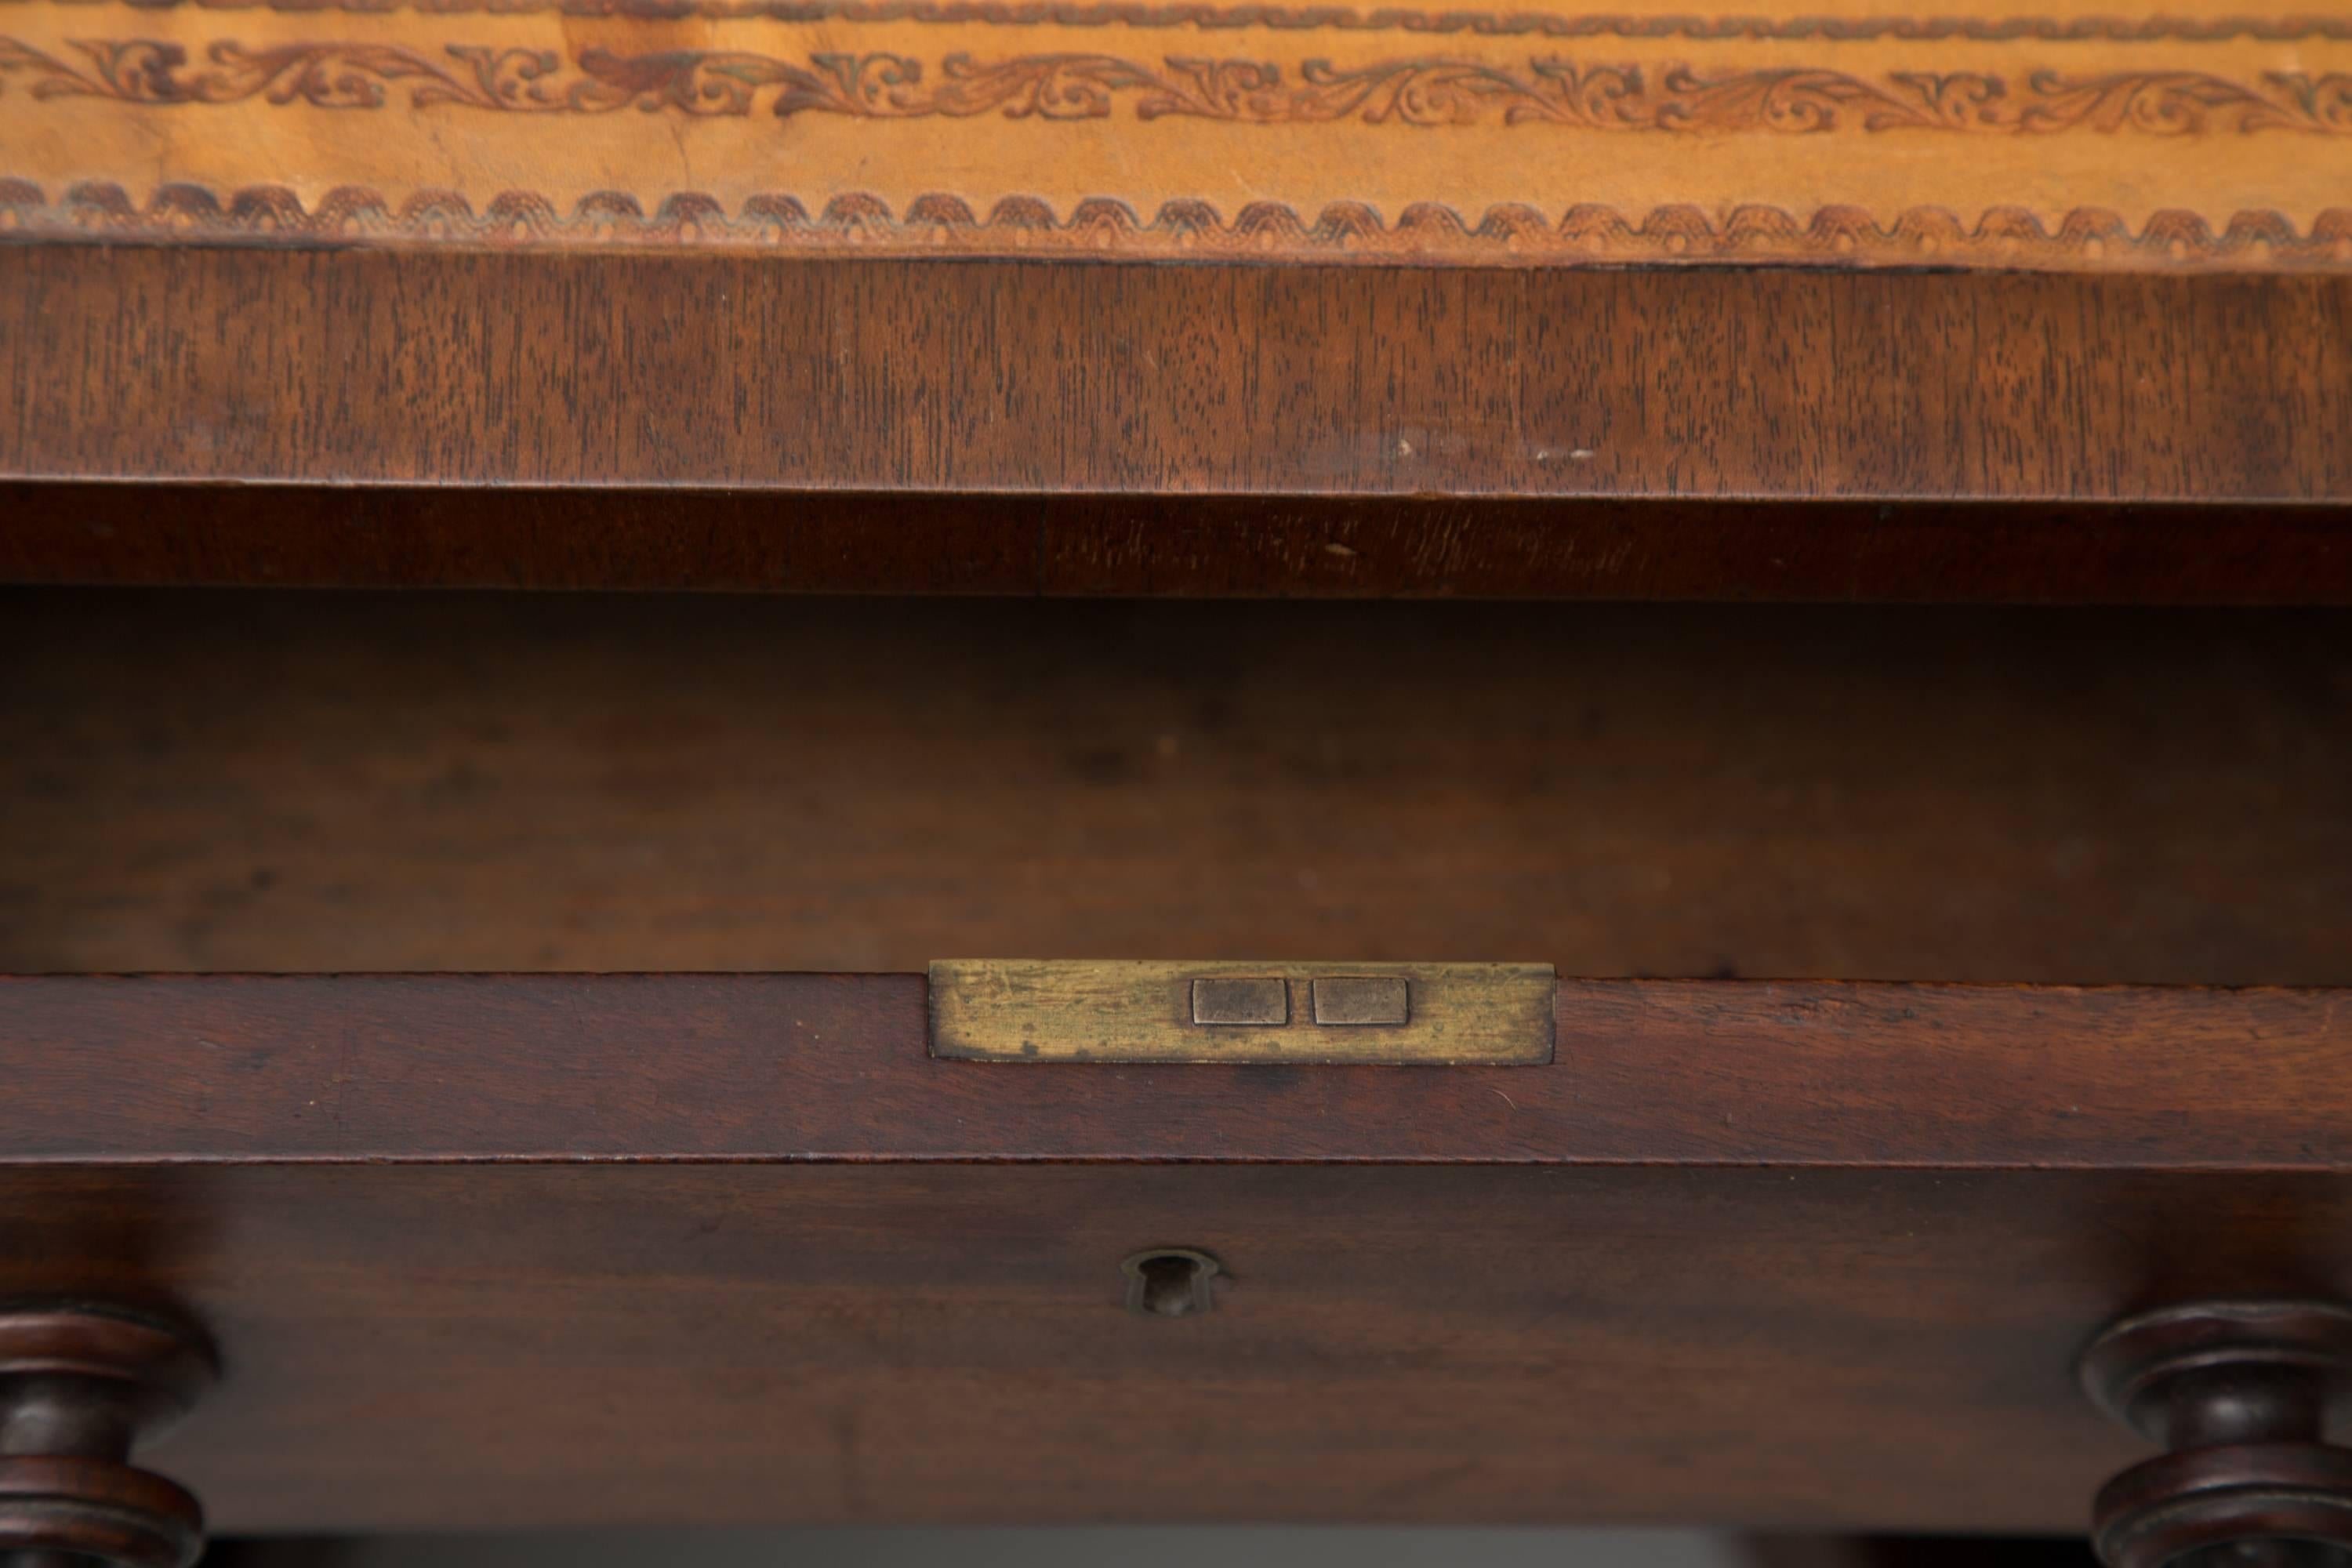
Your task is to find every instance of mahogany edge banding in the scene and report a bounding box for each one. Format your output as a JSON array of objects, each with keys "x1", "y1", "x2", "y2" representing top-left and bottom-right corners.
[{"x1": 0, "y1": 974, "x2": 2345, "y2": 1169}]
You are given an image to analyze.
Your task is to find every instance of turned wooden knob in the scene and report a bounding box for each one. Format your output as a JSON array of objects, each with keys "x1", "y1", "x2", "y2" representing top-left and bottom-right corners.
[
  {"x1": 0, "y1": 1305, "x2": 216, "y2": 1568},
  {"x1": 2079, "y1": 1300, "x2": 2352, "y2": 1568}
]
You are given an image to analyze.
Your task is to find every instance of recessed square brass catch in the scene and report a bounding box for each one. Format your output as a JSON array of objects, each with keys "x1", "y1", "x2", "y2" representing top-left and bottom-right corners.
[
  {"x1": 927, "y1": 960, "x2": 1553, "y2": 1065},
  {"x1": 1191, "y1": 978, "x2": 1290, "y2": 1026},
  {"x1": 1312, "y1": 976, "x2": 1410, "y2": 1026}
]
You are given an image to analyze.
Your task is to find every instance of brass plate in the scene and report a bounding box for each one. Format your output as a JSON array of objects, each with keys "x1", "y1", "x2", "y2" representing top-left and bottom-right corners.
[{"x1": 927, "y1": 960, "x2": 1554, "y2": 1065}]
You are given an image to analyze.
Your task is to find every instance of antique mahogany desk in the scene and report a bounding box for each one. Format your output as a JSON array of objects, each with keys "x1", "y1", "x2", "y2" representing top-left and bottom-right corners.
[{"x1": 3, "y1": 0, "x2": 2351, "y2": 1560}]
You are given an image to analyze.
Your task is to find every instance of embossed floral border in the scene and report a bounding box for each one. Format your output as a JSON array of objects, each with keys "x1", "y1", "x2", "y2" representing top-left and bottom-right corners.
[
  {"x1": 5, "y1": 39, "x2": 2352, "y2": 132},
  {"x1": 0, "y1": 0, "x2": 2346, "y2": 42},
  {"x1": 5, "y1": 180, "x2": 2350, "y2": 269}
]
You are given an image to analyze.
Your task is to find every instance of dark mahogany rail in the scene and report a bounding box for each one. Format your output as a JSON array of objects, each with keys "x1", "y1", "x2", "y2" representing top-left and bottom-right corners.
[
  {"x1": 0, "y1": 975, "x2": 2346, "y2": 1167},
  {"x1": 7, "y1": 252, "x2": 2351, "y2": 602}
]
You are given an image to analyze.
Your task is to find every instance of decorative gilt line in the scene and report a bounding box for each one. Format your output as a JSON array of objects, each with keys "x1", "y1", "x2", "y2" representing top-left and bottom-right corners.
[
  {"x1": 6, "y1": 39, "x2": 2352, "y2": 131},
  {"x1": 0, "y1": 0, "x2": 2346, "y2": 44},
  {"x1": 5, "y1": 180, "x2": 2350, "y2": 271}
]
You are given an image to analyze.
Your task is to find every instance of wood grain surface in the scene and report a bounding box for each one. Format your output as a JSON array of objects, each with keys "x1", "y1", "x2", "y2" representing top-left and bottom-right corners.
[
  {"x1": 4, "y1": 591, "x2": 2347, "y2": 985},
  {"x1": 6, "y1": 486, "x2": 2350, "y2": 602},
  {"x1": 5, "y1": 1159, "x2": 2349, "y2": 1534},
  {"x1": 1, "y1": 973, "x2": 2348, "y2": 1167},
  {"x1": 5, "y1": 249, "x2": 2349, "y2": 501},
  {"x1": 0, "y1": 579, "x2": 2341, "y2": 1538}
]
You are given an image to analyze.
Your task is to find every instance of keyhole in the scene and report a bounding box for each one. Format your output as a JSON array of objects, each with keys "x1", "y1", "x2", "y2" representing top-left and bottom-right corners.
[{"x1": 1122, "y1": 1248, "x2": 1221, "y2": 1319}]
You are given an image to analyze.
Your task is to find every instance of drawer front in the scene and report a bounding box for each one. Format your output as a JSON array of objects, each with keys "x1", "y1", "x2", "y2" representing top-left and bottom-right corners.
[{"x1": 3, "y1": 972, "x2": 2350, "y2": 1541}]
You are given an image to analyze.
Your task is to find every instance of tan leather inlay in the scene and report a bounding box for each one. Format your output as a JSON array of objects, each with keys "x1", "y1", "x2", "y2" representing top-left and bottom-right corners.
[{"x1": 3, "y1": 0, "x2": 2349, "y2": 266}]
